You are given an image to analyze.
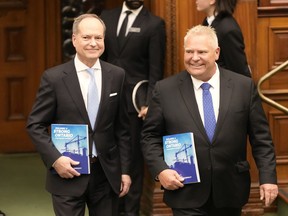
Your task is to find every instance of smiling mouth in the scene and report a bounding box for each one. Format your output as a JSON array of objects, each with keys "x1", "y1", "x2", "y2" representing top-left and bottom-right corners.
[{"x1": 191, "y1": 64, "x2": 203, "y2": 68}]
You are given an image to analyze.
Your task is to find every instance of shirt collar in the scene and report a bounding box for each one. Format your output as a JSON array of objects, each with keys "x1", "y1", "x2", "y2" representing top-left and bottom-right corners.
[
  {"x1": 74, "y1": 54, "x2": 101, "y2": 72},
  {"x1": 206, "y1": 15, "x2": 215, "y2": 26},
  {"x1": 191, "y1": 63, "x2": 220, "y2": 90}
]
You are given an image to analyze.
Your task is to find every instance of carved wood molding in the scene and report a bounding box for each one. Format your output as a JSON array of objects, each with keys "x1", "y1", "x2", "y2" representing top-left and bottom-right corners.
[
  {"x1": 150, "y1": 0, "x2": 178, "y2": 78},
  {"x1": 258, "y1": 6, "x2": 288, "y2": 17},
  {"x1": 0, "y1": 0, "x2": 26, "y2": 17},
  {"x1": 0, "y1": 0, "x2": 26, "y2": 9},
  {"x1": 164, "y1": 0, "x2": 178, "y2": 78}
]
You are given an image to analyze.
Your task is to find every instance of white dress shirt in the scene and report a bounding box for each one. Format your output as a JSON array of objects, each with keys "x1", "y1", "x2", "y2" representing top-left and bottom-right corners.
[
  {"x1": 117, "y1": 2, "x2": 143, "y2": 36},
  {"x1": 74, "y1": 54, "x2": 102, "y2": 109},
  {"x1": 206, "y1": 15, "x2": 215, "y2": 26}
]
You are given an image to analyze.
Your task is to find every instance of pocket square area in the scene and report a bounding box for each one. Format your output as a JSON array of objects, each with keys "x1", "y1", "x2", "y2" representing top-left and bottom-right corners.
[{"x1": 109, "y1": 92, "x2": 118, "y2": 97}]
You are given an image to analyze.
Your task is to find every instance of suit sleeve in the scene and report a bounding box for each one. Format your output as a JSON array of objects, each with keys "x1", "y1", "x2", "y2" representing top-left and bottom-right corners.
[
  {"x1": 115, "y1": 74, "x2": 131, "y2": 175},
  {"x1": 248, "y1": 82, "x2": 277, "y2": 184},
  {"x1": 141, "y1": 82, "x2": 169, "y2": 178},
  {"x1": 26, "y1": 71, "x2": 62, "y2": 168}
]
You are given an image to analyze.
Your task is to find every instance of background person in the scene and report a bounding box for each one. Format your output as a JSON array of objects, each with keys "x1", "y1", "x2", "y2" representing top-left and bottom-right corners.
[
  {"x1": 100, "y1": 0, "x2": 166, "y2": 215},
  {"x1": 196, "y1": 0, "x2": 251, "y2": 77}
]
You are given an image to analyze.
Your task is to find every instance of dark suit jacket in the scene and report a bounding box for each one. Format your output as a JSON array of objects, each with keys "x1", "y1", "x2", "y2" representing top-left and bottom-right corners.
[
  {"x1": 100, "y1": 6, "x2": 166, "y2": 112},
  {"x1": 27, "y1": 59, "x2": 130, "y2": 196},
  {"x1": 203, "y1": 13, "x2": 251, "y2": 77},
  {"x1": 141, "y1": 68, "x2": 277, "y2": 208}
]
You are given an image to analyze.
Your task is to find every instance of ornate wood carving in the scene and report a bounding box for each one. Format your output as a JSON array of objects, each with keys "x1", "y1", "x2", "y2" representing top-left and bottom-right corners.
[{"x1": 162, "y1": 0, "x2": 177, "y2": 78}]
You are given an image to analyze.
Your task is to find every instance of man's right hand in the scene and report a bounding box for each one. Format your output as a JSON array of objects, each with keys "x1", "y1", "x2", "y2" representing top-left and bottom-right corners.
[
  {"x1": 158, "y1": 169, "x2": 184, "y2": 190},
  {"x1": 52, "y1": 156, "x2": 81, "y2": 178}
]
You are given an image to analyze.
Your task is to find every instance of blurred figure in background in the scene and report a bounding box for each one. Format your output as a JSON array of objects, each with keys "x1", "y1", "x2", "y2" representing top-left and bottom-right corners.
[
  {"x1": 196, "y1": 0, "x2": 251, "y2": 77},
  {"x1": 100, "y1": 0, "x2": 166, "y2": 215}
]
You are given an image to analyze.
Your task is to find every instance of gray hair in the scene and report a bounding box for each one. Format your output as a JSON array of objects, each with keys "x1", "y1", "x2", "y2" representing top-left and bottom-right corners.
[
  {"x1": 184, "y1": 25, "x2": 218, "y2": 49},
  {"x1": 72, "y1": 13, "x2": 106, "y2": 35}
]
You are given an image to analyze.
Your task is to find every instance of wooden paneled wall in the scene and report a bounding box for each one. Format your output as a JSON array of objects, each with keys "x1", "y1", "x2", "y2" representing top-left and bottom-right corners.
[{"x1": 0, "y1": 0, "x2": 47, "y2": 152}]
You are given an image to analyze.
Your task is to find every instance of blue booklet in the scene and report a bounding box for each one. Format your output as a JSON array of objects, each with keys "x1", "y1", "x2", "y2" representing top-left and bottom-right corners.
[
  {"x1": 51, "y1": 124, "x2": 90, "y2": 174},
  {"x1": 163, "y1": 132, "x2": 200, "y2": 184}
]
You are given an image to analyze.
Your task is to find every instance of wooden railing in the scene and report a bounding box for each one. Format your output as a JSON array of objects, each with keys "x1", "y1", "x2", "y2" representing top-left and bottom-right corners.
[{"x1": 257, "y1": 59, "x2": 288, "y2": 115}]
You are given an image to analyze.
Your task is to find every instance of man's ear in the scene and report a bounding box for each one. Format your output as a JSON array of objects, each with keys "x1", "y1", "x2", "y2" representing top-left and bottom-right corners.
[{"x1": 215, "y1": 47, "x2": 220, "y2": 60}]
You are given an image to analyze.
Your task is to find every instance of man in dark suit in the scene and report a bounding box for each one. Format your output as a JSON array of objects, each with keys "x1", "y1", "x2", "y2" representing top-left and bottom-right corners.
[
  {"x1": 26, "y1": 14, "x2": 131, "y2": 216},
  {"x1": 141, "y1": 25, "x2": 278, "y2": 216},
  {"x1": 100, "y1": 1, "x2": 166, "y2": 215}
]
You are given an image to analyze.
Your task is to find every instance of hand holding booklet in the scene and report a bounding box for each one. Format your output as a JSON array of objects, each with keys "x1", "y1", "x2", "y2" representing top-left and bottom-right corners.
[
  {"x1": 163, "y1": 132, "x2": 200, "y2": 184},
  {"x1": 51, "y1": 124, "x2": 90, "y2": 174}
]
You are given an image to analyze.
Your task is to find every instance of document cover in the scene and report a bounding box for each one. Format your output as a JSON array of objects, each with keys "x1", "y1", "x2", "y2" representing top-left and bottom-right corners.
[
  {"x1": 163, "y1": 132, "x2": 200, "y2": 184},
  {"x1": 51, "y1": 124, "x2": 90, "y2": 174}
]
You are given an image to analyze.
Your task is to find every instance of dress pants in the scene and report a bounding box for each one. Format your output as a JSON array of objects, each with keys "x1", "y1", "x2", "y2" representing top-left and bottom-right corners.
[
  {"x1": 119, "y1": 113, "x2": 144, "y2": 216},
  {"x1": 52, "y1": 160, "x2": 119, "y2": 216},
  {"x1": 172, "y1": 190, "x2": 242, "y2": 216}
]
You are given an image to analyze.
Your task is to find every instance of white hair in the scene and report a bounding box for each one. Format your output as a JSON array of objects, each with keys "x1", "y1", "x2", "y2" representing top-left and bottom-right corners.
[{"x1": 184, "y1": 25, "x2": 218, "y2": 49}]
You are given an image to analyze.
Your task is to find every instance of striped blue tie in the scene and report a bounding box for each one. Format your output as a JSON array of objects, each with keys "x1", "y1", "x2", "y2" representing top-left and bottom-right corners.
[{"x1": 201, "y1": 83, "x2": 216, "y2": 142}]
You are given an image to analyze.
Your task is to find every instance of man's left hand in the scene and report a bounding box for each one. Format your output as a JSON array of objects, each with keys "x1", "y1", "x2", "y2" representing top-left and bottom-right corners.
[
  {"x1": 119, "y1": 174, "x2": 131, "y2": 197},
  {"x1": 260, "y1": 183, "x2": 278, "y2": 206}
]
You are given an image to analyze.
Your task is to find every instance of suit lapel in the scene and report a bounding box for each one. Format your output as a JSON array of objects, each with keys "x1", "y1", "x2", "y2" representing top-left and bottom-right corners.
[
  {"x1": 210, "y1": 14, "x2": 222, "y2": 29},
  {"x1": 178, "y1": 70, "x2": 233, "y2": 143},
  {"x1": 62, "y1": 61, "x2": 90, "y2": 125},
  {"x1": 213, "y1": 69, "x2": 233, "y2": 140},
  {"x1": 178, "y1": 71, "x2": 207, "y2": 138},
  {"x1": 95, "y1": 61, "x2": 113, "y2": 129}
]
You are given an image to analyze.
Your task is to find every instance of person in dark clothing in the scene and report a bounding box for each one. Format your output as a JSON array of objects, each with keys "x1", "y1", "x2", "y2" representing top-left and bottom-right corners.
[
  {"x1": 196, "y1": 0, "x2": 251, "y2": 77},
  {"x1": 141, "y1": 25, "x2": 278, "y2": 216},
  {"x1": 100, "y1": 0, "x2": 166, "y2": 215},
  {"x1": 27, "y1": 14, "x2": 131, "y2": 216}
]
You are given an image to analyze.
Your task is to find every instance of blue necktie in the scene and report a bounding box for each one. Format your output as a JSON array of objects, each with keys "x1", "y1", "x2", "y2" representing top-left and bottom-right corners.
[
  {"x1": 87, "y1": 68, "x2": 99, "y2": 156},
  {"x1": 87, "y1": 68, "x2": 99, "y2": 128},
  {"x1": 201, "y1": 83, "x2": 216, "y2": 142}
]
